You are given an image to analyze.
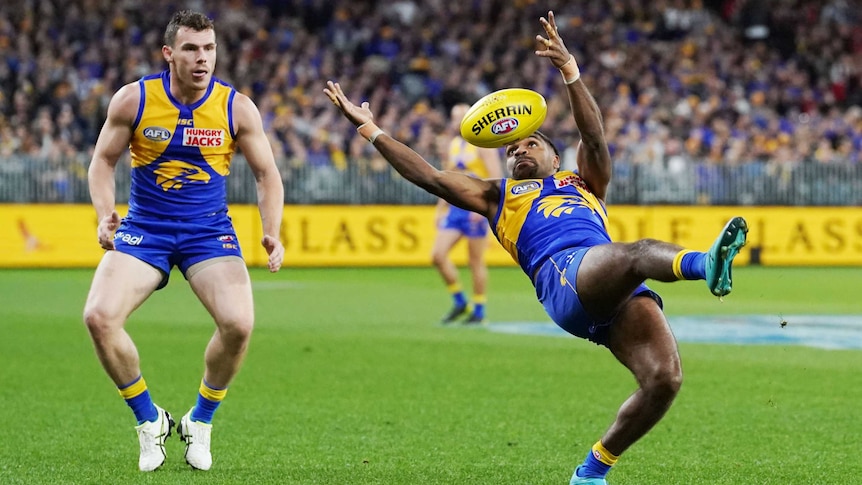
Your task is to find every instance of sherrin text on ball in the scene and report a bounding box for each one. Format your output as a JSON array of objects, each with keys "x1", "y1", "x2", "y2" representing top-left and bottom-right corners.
[{"x1": 459, "y1": 88, "x2": 548, "y2": 148}]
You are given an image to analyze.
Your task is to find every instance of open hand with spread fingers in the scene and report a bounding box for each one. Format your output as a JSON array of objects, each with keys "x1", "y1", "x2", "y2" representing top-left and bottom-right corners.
[
  {"x1": 535, "y1": 11, "x2": 574, "y2": 69},
  {"x1": 323, "y1": 81, "x2": 374, "y2": 128}
]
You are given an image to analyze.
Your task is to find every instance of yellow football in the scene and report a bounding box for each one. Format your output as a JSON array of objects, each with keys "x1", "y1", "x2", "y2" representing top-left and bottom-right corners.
[{"x1": 459, "y1": 88, "x2": 548, "y2": 149}]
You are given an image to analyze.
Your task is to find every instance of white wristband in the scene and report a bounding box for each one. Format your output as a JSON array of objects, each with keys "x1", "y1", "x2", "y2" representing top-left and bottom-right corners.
[
  {"x1": 368, "y1": 129, "x2": 385, "y2": 143},
  {"x1": 356, "y1": 121, "x2": 384, "y2": 142},
  {"x1": 559, "y1": 55, "x2": 581, "y2": 85}
]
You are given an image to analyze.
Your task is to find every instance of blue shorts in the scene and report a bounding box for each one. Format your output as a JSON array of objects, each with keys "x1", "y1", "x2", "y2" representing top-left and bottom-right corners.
[
  {"x1": 533, "y1": 247, "x2": 662, "y2": 347},
  {"x1": 439, "y1": 206, "x2": 488, "y2": 238},
  {"x1": 113, "y1": 212, "x2": 243, "y2": 289}
]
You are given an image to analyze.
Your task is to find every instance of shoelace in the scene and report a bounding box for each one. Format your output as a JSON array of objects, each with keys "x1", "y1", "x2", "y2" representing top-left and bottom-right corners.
[
  {"x1": 187, "y1": 420, "x2": 211, "y2": 449},
  {"x1": 138, "y1": 419, "x2": 167, "y2": 453}
]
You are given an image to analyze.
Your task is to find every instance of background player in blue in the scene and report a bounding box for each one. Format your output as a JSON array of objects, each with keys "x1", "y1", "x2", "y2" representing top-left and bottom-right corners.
[
  {"x1": 432, "y1": 102, "x2": 502, "y2": 324},
  {"x1": 325, "y1": 10, "x2": 747, "y2": 485},
  {"x1": 83, "y1": 11, "x2": 285, "y2": 472}
]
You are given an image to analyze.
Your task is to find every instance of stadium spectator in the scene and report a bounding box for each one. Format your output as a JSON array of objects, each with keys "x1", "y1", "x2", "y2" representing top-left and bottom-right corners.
[{"x1": 1, "y1": 0, "x2": 861, "y2": 204}]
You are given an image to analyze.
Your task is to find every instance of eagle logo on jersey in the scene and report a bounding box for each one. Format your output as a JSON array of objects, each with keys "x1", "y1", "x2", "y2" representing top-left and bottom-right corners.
[
  {"x1": 153, "y1": 160, "x2": 211, "y2": 191},
  {"x1": 536, "y1": 195, "x2": 596, "y2": 218}
]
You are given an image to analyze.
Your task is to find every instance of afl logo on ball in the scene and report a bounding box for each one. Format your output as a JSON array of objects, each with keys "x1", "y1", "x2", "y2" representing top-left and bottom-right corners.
[{"x1": 491, "y1": 117, "x2": 519, "y2": 135}]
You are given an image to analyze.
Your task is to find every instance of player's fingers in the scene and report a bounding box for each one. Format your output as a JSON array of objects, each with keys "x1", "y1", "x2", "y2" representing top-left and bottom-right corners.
[
  {"x1": 269, "y1": 248, "x2": 283, "y2": 272},
  {"x1": 324, "y1": 88, "x2": 338, "y2": 105},
  {"x1": 539, "y1": 17, "x2": 550, "y2": 34},
  {"x1": 547, "y1": 11, "x2": 557, "y2": 32},
  {"x1": 534, "y1": 36, "x2": 552, "y2": 56}
]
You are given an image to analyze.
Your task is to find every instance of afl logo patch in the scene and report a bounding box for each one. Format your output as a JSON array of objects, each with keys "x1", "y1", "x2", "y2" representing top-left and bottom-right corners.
[
  {"x1": 491, "y1": 117, "x2": 519, "y2": 135},
  {"x1": 511, "y1": 180, "x2": 541, "y2": 195},
  {"x1": 142, "y1": 126, "x2": 171, "y2": 142}
]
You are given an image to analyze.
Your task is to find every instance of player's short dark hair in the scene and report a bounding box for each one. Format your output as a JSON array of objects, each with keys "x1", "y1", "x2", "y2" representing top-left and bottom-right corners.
[
  {"x1": 164, "y1": 10, "x2": 215, "y2": 47},
  {"x1": 532, "y1": 130, "x2": 560, "y2": 159}
]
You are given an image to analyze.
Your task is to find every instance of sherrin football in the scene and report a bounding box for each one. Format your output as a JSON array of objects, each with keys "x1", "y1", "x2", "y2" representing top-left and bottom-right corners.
[{"x1": 459, "y1": 88, "x2": 548, "y2": 149}]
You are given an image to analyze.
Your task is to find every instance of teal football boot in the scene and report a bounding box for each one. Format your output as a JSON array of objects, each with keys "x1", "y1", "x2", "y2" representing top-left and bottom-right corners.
[
  {"x1": 570, "y1": 466, "x2": 609, "y2": 484},
  {"x1": 570, "y1": 473, "x2": 608, "y2": 484},
  {"x1": 705, "y1": 216, "x2": 749, "y2": 297}
]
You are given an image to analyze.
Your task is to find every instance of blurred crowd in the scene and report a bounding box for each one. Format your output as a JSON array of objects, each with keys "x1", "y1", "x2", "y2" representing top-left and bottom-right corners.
[{"x1": 1, "y1": 0, "x2": 861, "y2": 203}]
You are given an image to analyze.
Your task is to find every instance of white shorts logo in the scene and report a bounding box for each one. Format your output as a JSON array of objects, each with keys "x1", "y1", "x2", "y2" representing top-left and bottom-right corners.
[{"x1": 114, "y1": 232, "x2": 144, "y2": 246}]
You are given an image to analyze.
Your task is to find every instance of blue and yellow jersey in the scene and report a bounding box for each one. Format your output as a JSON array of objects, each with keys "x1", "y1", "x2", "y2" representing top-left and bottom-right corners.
[
  {"x1": 491, "y1": 171, "x2": 611, "y2": 277},
  {"x1": 446, "y1": 137, "x2": 493, "y2": 179},
  {"x1": 128, "y1": 71, "x2": 237, "y2": 218}
]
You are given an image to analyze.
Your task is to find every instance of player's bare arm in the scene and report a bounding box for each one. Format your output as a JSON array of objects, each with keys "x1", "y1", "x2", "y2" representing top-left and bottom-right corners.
[
  {"x1": 324, "y1": 81, "x2": 501, "y2": 219},
  {"x1": 535, "y1": 11, "x2": 612, "y2": 201},
  {"x1": 88, "y1": 82, "x2": 139, "y2": 250},
  {"x1": 233, "y1": 92, "x2": 285, "y2": 272}
]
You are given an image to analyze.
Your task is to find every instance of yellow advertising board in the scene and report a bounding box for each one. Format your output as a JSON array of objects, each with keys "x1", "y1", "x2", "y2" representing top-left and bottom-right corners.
[{"x1": 1, "y1": 204, "x2": 860, "y2": 267}]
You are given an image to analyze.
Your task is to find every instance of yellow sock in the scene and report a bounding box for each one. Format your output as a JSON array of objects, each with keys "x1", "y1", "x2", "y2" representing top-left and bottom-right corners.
[{"x1": 592, "y1": 441, "x2": 619, "y2": 466}]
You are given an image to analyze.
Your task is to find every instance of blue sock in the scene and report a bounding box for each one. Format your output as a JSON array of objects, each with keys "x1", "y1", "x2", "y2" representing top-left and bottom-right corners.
[
  {"x1": 472, "y1": 302, "x2": 485, "y2": 318},
  {"x1": 680, "y1": 251, "x2": 707, "y2": 280},
  {"x1": 190, "y1": 380, "x2": 227, "y2": 424},
  {"x1": 453, "y1": 291, "x2": 467, "y2": 307},
  {"x1": 118, "y1": 376, "x2": 158, "y2": 425},
  {"x1": 576, "y1": 450, "x2": 612, "y2": 479}
]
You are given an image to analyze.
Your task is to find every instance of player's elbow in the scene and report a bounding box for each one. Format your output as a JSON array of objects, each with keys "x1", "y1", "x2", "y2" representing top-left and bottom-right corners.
[{"x1": 579, "y1": 132, "x2": 606, "y2": 153}]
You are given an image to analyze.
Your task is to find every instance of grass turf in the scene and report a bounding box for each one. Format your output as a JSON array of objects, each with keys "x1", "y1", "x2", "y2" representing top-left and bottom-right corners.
[{"x1": 0, "y1": 266, "x2": 860, "y2": 484}]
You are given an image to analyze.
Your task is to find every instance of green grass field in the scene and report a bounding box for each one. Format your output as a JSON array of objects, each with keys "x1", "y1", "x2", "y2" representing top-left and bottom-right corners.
[{"x1": 1, "y1": 266, "x2": 861, "y2": 484}]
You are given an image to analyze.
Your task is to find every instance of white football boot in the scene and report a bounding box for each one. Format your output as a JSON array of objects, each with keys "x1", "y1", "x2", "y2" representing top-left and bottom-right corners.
[
  {"x1": 178, "y1": 408, "x2": 213, "y2": 470},
  {"x1": 135, "y1": 405, "x2": 173, "y2": 472}
]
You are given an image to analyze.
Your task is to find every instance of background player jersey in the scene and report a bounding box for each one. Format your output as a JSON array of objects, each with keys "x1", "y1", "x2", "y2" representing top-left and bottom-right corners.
[
  {"x1": 490, "y1": 171, "x2": 612, "y2": 277},
  {"x1": 446, "y1": 137, "x2": 492, "y2": 178},
  {"x1": 128, "y1": 71, "x2": 237, "y2": 218}
]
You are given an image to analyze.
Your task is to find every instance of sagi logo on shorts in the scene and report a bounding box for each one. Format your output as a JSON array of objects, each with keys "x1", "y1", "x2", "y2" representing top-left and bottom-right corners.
[
  {"x1": 142, "y1": 126, "x2": 171, "y2": 142},
  {"x1": 114, "y1": 232, "x2": 144, "y2": 246},
  {"x1": 511, "y1": 180, "x2": 541, "y2": 195}
]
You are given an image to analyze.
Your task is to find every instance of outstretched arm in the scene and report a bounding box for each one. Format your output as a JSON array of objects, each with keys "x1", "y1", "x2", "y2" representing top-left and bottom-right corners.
[
  {"x1": 535, "y1": 11, "x2": 612, "y2": 201},
  {"x1": 324, "y1": 81, "x2": 501, "y2": 220}
]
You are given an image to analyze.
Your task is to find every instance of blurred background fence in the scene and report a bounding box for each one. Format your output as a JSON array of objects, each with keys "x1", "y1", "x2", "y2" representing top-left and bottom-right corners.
[{"x1": 2, "y1": 154, "x2": 860, "y2": 207}]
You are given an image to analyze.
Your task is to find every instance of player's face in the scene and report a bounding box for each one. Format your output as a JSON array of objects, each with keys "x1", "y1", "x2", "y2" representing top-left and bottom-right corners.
[
  {"x1": 505, "y1": 135, "x2": 559, "y2": 180},
  {"x1": 163, "y1": 27, "x2": 217, "y2": 92}
]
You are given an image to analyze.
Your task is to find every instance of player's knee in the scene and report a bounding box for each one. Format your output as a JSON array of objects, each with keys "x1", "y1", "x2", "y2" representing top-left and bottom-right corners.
[
  {"x1": 625, "y1": 239, "x2": 660, "y2": 274},
  {"x1": 82, "y1": 305, "x2": 115, "y2": 339},
  {"x1": 430, "y1": 249, "x2": 448, "y2": 267},
  {"x1": 217, "y1": 315, "x2": 254, "y2": 350},
  {"x1": 643, "y1": 364, "x2": 683, "y2": 402}
]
